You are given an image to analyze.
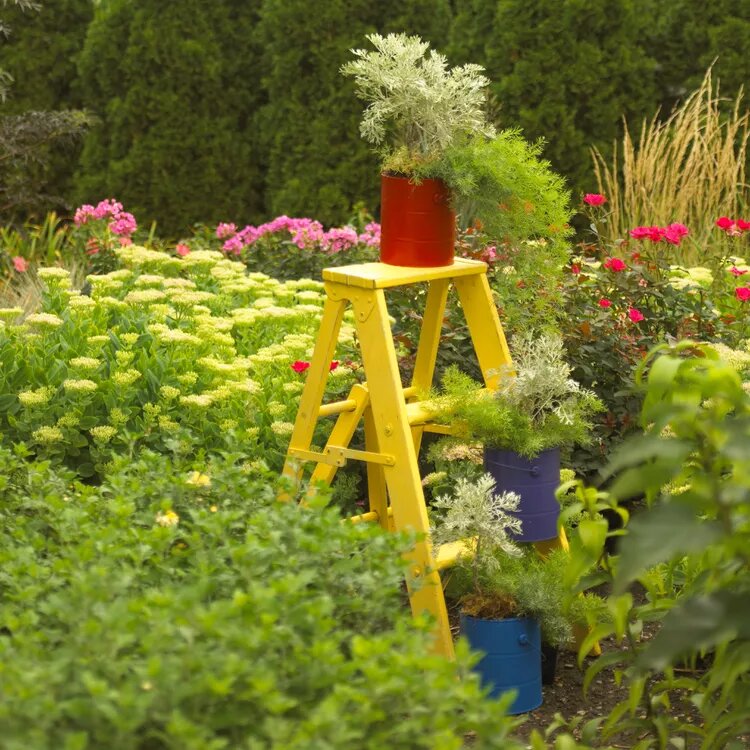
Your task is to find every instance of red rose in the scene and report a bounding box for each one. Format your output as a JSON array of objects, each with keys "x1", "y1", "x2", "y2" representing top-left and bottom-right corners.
[
  {"x1": 570, "y1": 264, "x2": 581, "y2": 275},
  {"x1": 598, "y1": 298, "x2": 612, "y2": 308},
  {"x1": 738, "y1": 219, "x2": 750, "y2": 231},
  {"x1": 716, "y1": 216, "x2": 734, "y2": 230},
  {"x1": 583, "y1": 193, "x2": 606, "y2": 206},
  {"x1": 329, "y1": 360, "x2": 339, "y2": 371},
  {"x1": 663, "y1": 223, "x2": 689, "y2": 245},
  {"x1": 604, "y1": 257, "x2": 627, "y2": 272},
  {"x1": 736, "y1": 287, "x2": 750, "y2": 302},
  {"x1": 628, "y1": 307, "x2": 645, "y2": 322},
  {"x1": 291, "y1": 360, "x2": 310, "y2": 373}
]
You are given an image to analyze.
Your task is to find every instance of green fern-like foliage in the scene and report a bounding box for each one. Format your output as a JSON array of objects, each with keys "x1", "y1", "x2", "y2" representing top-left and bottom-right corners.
[{"x1": 415, "y1": 128, "x2": 572, "y2": 253}]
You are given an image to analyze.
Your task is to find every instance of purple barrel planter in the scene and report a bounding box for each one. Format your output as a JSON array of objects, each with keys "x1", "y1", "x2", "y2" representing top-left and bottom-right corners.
[{"x1": 483, "y1": 446, "x2": 561, "y2": 542}]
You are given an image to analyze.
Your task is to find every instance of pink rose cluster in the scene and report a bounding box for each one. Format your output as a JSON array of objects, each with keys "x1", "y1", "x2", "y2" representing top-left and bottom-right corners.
[
  {"x1": 629, "y1": 223, "x2": 689, "y2": 246},
  {"x1": 716, "y1": 217, "x2": 750, "y2": 236},
  {"x1": 74, "y1": 199, "x2": 137, "y2": 244},
  {"x1": 215, "y1": 216, "x2": 381, "y2": 256}
]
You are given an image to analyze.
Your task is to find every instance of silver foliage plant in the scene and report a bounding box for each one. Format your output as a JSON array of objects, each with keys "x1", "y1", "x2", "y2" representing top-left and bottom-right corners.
[
  {"x1": 494, "y1": 333, "x2": 597, "y2": 428},
  {"x1": 431, "y1": 475, "x2": 521, "y2": 591},
  {"x1": 340, "y1": 33, "x2": 496, "y2": 174}
]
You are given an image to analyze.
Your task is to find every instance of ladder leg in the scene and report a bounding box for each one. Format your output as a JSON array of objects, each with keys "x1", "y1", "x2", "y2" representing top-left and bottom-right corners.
[
  {"x1": 282, "y1": 295, "x2": 347, "y2": 488},
  {"x1": 409, "y1": 278, "x2": 450, "y2": 457},
  {"x1": 349, "y1": 285, "x2": 454, "y2": 659},
  {"x1": 364, "y1": 405, "x2": 390, "y2": 530},
  {"x1": 453, "y1": 273, "x2": 513, "y2": 390}
]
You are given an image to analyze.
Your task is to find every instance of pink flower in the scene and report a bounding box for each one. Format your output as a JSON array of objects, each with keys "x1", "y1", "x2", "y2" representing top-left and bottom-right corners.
[
  {"x1": 483, "y1": 245, "x2": 497, "y2": 262},
  {"x1": 570, "y1": 263, "x2": 581, "y2": 275},
  {"x1": 109, "y1": 211, "x2": 137, "y2": 238},
  {"x1": 291, "y1": 360, "x2": 310, "y2": 373},
  {"x1": 175, "y1": 243, "x2": 190, "y2": 257},
  {"x1": 663, "y1": 223, "x2": 689, "y2": 245},
  {"x1": 222, "y1": 235, "x2": 244, "y2": 255},
  {"x1": 628, "y1": 307, "x2": 645, "y2": 322},
  {"x1": 629, "y1": 225, "x2": 664, "y2": 242},
  {"x1": 736, "y1": 287, "x2": 750, "y2": 302},
  {"x1": 604, "y1": 257, "x2": 627, "y2": 272},
  {"x1": 329, "y1": 361, "x2": 339, "y2": 371},
  {"x1": 583, "y1": 193, "x2": 607, "y2": 206},
  {"x1": 729, "y1": 266, "x2": 748, "y2": 276},
  {"x1": 215, "y1": 222, "x2": 237, "y2": 240},
  {"x1": 12, "y1": 256, "x2": 27, "y2": 273},
  {"x1": 598, "y1": 298, "x2": 612, "y2": 308}
]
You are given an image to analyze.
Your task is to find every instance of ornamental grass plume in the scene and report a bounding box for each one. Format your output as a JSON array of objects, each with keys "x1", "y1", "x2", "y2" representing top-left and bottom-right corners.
[{"x1": 592, "y1": 68, "x2": 749, "y2": 263}]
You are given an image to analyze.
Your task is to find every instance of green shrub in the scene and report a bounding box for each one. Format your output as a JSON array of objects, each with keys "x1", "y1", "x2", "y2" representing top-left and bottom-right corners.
[
  {"x1": 0, "y1": 447, "x2": 524, "y2": 749},
  {"x1": 449, "y1": 0, "x2": 657, "y2": 196},
  {"x1": 75, "y1": 0, "x2": 266, "y2": 236},
  {"x1": 554, "y1": 342, "x2": 750, "y2": 747},
  {"x1": 0, "y1": 0, "x2": 94, "y2": 220}
]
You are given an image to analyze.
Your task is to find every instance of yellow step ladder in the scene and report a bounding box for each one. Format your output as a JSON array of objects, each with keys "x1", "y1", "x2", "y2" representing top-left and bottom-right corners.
[{"x1": 282, "y1": 258, "x2": 570, "y2": 660}]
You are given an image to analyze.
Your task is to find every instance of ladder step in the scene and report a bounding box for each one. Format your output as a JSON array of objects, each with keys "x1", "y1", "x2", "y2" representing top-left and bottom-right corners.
[{"x1": 434, "y1": 538, "x2": 476, "y2": 571}]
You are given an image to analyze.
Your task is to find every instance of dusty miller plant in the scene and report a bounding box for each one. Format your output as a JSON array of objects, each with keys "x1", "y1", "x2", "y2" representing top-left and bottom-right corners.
[
  {"x1": 340, "y1": 33, "x2": 495, "y2": 174},
  {"x1": 495, "y1": 333, "x2": 599, "y2": 429},
  {"x1": 430, "y1": 474, "x2": 521, "y2": 595}
]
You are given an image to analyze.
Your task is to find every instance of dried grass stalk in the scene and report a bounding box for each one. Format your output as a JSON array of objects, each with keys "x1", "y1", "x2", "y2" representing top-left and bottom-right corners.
[{"x1": 592, "y1": 68, "x2": 750, "y2": 261}]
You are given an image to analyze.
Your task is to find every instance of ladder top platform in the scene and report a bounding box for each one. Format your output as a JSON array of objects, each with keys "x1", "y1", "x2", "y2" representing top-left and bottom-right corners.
[{"x1": 322, "y1": 257, "x2": 487, "y2": 289}]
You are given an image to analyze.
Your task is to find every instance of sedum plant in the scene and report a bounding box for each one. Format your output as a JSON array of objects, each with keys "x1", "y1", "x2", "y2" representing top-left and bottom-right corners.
[{"x1": 341, "y1": 33, "x2": 495, "y2": 175}]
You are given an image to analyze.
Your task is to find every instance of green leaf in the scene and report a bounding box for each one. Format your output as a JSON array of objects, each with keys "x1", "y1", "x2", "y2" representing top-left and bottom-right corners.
[
  {"x1": 600, "y1": 433, "x2": 692, "y2": 482},
  {"x1": 613, "y1": 503, "x2": 724, "y2": 594},
  {"x1": 637, "y1": 591, "x2": 750, "y2": 671},
  {"x1": 577, "y1": 517, "x2": 608, "y2": 556}
]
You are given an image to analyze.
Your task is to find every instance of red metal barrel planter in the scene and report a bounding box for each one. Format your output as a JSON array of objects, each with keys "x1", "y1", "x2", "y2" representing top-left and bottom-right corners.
[{"x1": 379, "y1": 174, "x2": 456, "y2": 267}]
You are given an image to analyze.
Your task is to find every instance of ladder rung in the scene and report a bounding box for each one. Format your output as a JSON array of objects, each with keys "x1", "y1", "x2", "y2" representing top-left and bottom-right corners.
[
  {"x1": 405, "y1": 401, "x2": 445, "y2": 427},
  {"x1": 434, "y1": 538, "x2": 476, "y2": 571},
  {"x1": 318, "y1": 399, "x2": 357, "y2": 417},
  {"x1": 347, "y1": 506, "x2": 394, "y2": 525}
]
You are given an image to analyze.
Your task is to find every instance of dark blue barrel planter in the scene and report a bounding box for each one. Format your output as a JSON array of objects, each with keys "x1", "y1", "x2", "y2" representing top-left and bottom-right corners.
[
  {"x1": 483, "y1": 447, "x2": 561, "y2": 542},
  {"x1": 461, "y1": 614, "x2": 542, "y2": 714}
]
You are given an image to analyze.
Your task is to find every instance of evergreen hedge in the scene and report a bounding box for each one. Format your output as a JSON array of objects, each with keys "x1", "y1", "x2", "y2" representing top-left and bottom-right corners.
[{"x1": 75, "y1": 0, "x2": 266, "y2": 237}]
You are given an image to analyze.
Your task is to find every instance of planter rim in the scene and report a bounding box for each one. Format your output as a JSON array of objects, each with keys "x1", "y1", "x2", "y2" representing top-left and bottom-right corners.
[{"x1": 460, "y1": 612, "x2": 538, "y2": 626}]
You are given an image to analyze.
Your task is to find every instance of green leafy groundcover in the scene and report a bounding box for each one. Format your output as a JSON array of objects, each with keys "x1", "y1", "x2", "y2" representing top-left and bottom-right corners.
[{"x1": 0, "y1": 447, "x2": 523, "y2": 749}]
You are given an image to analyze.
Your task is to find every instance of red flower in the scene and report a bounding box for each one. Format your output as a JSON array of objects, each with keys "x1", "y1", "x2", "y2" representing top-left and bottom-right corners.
[
  {"x1": 716, "y1": 216, "x2": 734, "y2": 230},
  {"x1": 175, "y1": 243, "x2": 190, "y2": 257},
  {"x1": 12, "y1": 256, "x2": 28, "y2": 273},
  {"x1": 570, "y1": 263, "x2": 581, "y2": 275},
  {"x1": 291, "y1": 360, "x2": 310, "y2": 373},
  {"x1": 738, "y1": 219, "x2": 750, "y2": 231},
  {"x1": 628, "y1": 307, "x2": 645, "y2": 322},
  {"x1": 329, "y1": 361, "x2": 339, "y2": 371},
  {"x1": 729, "y1": 266, "x2": 748, "y2": 277},
  {"x1": 663, "y1": 223, "x2": 689, "y2": 245},
  {"x1": 598, "y1": 298, "x2": 612, "y2": 308},
  {"x1": 604, "y1": 257, "x2": 627, "y2": 272},
  {"x1": 736, "y1": 287, "x2": 750, "y2": 302},
  {"x1": 583, "y1": 193, "x2": 606, "y2": 206}
]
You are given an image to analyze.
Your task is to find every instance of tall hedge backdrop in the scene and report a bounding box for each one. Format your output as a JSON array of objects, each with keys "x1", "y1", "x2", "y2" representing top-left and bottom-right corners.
[{"x1": 1, "y1": 0, "x2": 749, "y2": 234}]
